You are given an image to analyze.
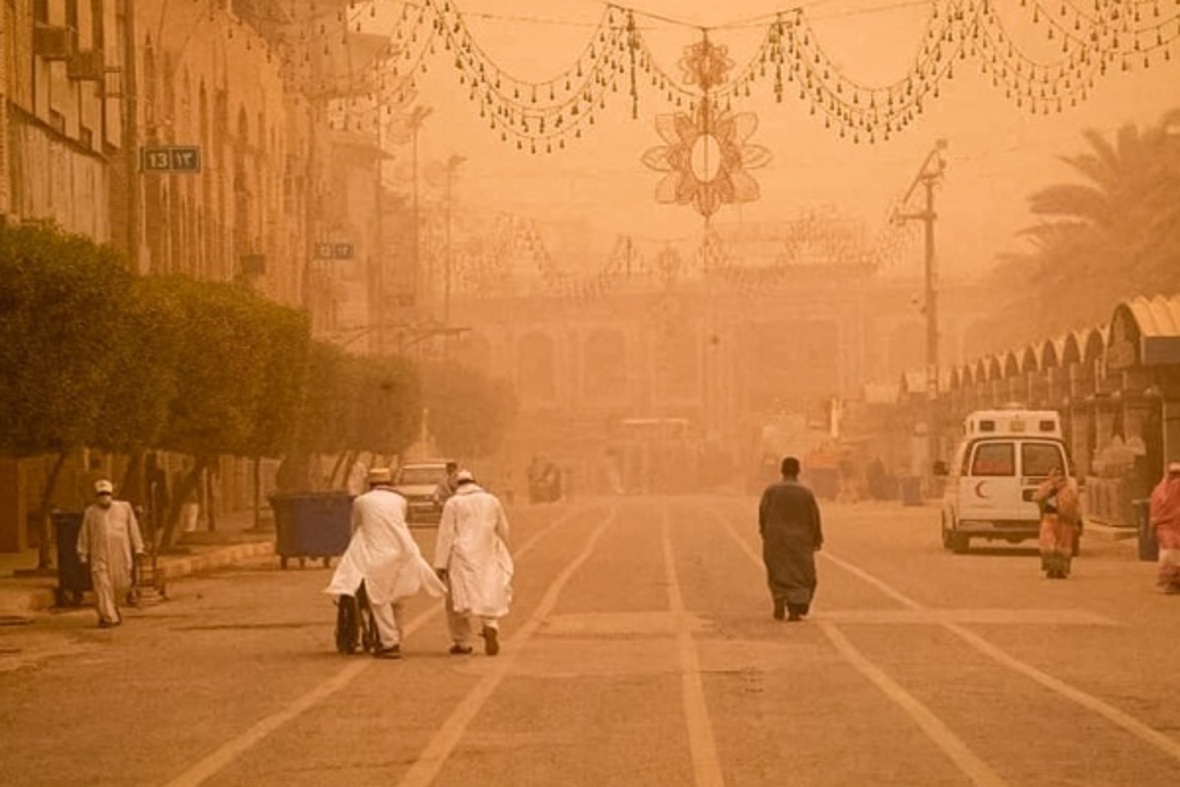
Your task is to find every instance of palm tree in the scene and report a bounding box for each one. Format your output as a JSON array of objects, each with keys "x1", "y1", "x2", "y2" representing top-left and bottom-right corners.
[{"x1": 1023, "y1": 110, "x2": 1180, "y2": 297}]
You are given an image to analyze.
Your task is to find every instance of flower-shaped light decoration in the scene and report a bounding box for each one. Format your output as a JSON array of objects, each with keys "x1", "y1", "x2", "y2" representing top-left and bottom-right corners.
[
  {"x1": 641, "y1": 97, "x2": 772, "y2": 218},
  {"x1": 643, "y1": 39, "x2": 771, "y2": 219}
]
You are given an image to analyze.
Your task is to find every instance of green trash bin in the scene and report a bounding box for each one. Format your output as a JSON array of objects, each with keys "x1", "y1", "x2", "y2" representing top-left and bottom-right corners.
[
  {"x1": 1133, "y1": 498, "x2": 1157, "y2": 562},
  {"x1": 269, "y1": 492, "x2": 353, "y2": 569},
  {"x1": 53, "y1": 511, "x2": 91, "y2": 607}
]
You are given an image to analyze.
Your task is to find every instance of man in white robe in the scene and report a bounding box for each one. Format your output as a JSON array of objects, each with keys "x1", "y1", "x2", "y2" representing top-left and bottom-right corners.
[
  {"x1": 325, "y1": 467, "x2": 445, "y2": 659},
  {"x1": 434, "y1": 470, "x2": 513, "y2": 656},
  {"x1": 77, "y1": 479, "x2": 145, "y2": 628}
]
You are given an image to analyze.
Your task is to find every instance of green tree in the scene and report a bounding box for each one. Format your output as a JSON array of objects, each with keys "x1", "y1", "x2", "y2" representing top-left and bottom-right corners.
[
  {"x1": 0, "y1": 224, "x2": 132, "y2": 456},
  {"x1": 969, "y1": 109, "x2": 1180, "y2": 352},
  {"x1": 421, "y1": 362, "x2": 517, "y2": 458}
]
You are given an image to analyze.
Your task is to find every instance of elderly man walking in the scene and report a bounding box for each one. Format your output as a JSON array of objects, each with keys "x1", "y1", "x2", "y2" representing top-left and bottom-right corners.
[
  {"x1": 759, "y1": 456, "x2": 824, "y2": 622},
  {"x1": 434, "y1": 470, "x2": 514, "y2": 656},
  {"x1": 326, "y1": 468, "x2": 445, "y2": 659},
  {"x1": 77, "y1": 479, "x2": 145, "y2": 628},
  {"x1": 1150, "y1": 461, "x2": 1180, "y2": 594}
]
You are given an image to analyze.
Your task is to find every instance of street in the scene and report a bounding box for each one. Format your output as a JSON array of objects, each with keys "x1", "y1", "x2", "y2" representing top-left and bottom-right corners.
[{"x1": 3, "y1": 496, "x2": 1180, "y2": 787}]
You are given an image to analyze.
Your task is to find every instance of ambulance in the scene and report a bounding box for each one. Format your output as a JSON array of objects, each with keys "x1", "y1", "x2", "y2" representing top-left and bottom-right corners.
[{"x1": 937, "y1": 408, "x2": 1076, "y2": 554}]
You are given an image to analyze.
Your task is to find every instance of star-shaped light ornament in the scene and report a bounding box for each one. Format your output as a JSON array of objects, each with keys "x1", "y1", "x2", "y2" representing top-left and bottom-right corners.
[
  {"x1": 678, "y1": 39, "x2": 735, "y2": 91},
  {"x1": 643, "y1": 40, "x2": 772, "y2": 219}
]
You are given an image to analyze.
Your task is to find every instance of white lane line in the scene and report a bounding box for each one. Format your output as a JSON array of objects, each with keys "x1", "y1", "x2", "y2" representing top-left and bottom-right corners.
[
  {"x1": 819, "y1": 550, "x2": 921, "y2": 610},
  {"x1": 163, "y1": 505, "x2": 593, "y2": 787},
  {"x1": 661, "y1": 508, "x2": 726, "y2": 787},
  {"x1": 944, "y1": 622, "x2": 1180, "y2": 762},
  {"x1": 819, "y1": 621, "x2": 1008, "y2": 787},
  {"x1": 397, "y1": 508, "x2": 617, "y2": 787},
  {"x1": 718, "y1": 506, "x2": 1180, "y2": 767},
  {"x1": 715, "y1": 514, "x2": 1007, "y2": 787}
]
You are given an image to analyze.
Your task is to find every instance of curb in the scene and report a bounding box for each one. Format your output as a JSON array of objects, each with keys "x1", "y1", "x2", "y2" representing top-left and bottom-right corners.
[
  {"x1": 156, "y1": 540, "x2": 275, "y2": 580},
  {"x1": 0, "y1": 539, "x2": 276, "y2": 614}
]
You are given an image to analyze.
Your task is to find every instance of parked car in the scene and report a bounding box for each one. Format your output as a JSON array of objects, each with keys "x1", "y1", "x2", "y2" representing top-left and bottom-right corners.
[{"x1": 393, "y1": 460, "x2": 454, "y2": 524}]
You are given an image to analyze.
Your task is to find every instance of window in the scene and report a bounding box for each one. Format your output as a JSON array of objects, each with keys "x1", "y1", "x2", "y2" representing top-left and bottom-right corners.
[
  {"x1": 1022, "y1": 443, "x2": 1067, "y2": 477},
  {"x1": 971, "y1": 443, "x2": 1015, "y2": 477}
]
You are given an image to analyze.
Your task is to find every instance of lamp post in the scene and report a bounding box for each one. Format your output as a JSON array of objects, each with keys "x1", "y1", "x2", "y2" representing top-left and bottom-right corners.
[{"x1": 894, "y1": 139, "x2": 948, "y2": 475}]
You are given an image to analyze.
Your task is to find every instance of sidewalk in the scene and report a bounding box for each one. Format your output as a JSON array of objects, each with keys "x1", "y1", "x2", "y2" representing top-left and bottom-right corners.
[{"x1": 0, "y1": 509, "x2": 276, "y2": 617}]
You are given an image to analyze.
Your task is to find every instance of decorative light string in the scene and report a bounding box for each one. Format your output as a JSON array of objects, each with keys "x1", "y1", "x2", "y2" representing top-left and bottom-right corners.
[{"x1": 278, "y1": 1, "x2": 1179, "y2": 144}]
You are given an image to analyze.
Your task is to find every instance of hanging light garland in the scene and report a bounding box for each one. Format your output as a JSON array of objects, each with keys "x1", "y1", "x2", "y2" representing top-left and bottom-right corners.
[
  {"x1": 275, "y1": 1, "x2": 1179, "y2": 147},
  {"x1": 304, "y1": 0, "x2": 1177, "y2": 151}
]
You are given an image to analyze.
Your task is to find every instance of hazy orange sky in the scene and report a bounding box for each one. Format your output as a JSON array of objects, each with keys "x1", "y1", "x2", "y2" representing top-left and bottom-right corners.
[{"x1": 371, "y1": 0, "x2": 1180, "y2": 283}]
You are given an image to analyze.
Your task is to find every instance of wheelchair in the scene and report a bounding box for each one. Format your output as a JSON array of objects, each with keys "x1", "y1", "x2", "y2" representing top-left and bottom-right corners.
[{"x1": 334, "y1": 582, "x2": 379, "y2": 655}]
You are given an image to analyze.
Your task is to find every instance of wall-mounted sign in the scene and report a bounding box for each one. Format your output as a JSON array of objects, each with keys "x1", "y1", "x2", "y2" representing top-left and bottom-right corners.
[
  {"x1": 314, "y1": 242, "x2": 354, "y2": 260},
  {"x1": 141, "y1": 146, "x2": 201, "y2": 173}
]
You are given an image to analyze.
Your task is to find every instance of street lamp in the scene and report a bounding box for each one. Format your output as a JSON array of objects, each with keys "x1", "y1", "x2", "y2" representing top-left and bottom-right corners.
[{"x1": 894, "y1": 139, "x2": 948, "y2": 474}]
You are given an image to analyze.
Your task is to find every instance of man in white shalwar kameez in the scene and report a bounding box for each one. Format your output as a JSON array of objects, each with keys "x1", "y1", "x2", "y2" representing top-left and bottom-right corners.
[
  {"x1": 434, "y1": 470, "x2": 513, "y2": 656},
  {"x1": 326, "y1": 468, "x2": 445, "y2": 659},
  {"x1": 77, "y1": 479, "x2": 145, "y2": 628}
]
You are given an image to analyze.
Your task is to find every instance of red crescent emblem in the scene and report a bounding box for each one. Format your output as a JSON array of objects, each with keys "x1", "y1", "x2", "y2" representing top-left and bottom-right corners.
[{"x1": 974, "y1": 480, "x2": 989, "y2": 498}]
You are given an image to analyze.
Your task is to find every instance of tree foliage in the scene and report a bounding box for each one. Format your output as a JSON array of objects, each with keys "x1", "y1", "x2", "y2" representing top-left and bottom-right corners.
[
  {"x1": 421, "y1": 362, "x2": 517, "y2": 458},
  {"x1": 294, "y1": 346, "x2": 422, "y2": 457},
  {"x1": 967, "y1": 108, "x2": 1180, "y2": 355},
  {"x1": 0, "y1": 224, "x2": 132, "y2": 456},
  {"x1": 0, "y1": 223, "x2": 420, "y2": 464}
]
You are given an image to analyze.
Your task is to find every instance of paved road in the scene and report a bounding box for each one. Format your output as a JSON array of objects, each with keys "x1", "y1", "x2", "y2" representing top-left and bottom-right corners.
[{"x1": 3, "y1": 497, "x2": 1179, "y2": 786}]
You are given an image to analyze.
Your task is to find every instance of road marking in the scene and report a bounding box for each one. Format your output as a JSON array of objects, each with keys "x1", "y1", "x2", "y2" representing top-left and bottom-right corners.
[
  {"x1": 163, "y1": 504, "x2": 595, "y2": 787},
  {"x1": 944, "y1": 622, "x2": 1180, "y2": 762},
  {"x1": 820, "y1": 621, "x2": 1008, "y2": 787},
  {"x1": 715, "y1": 514, "x2": 1007, "y2": 787},
  {"x1": 397, "y1": 508, "x2": 617, "y2": 787},
  {"x1": 719, "y1": 507, "x2": 1180, "y2": 767},
  {"x1": 822, "y1": 552, "x2": 1180, "y2": 764},
  {"x1": 661, "y1": 508, "x2": 726, "y2": 787}
]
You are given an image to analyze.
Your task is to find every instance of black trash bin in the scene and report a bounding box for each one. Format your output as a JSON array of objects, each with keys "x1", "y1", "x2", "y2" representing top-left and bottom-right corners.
[
  {"x1": 53, "y1": 511, "x2": 91, "y2": 607},
  {"x1": 269, "y1": 492, "x2": 353, "y2": 569},
  {"x1": 900, "y1": 476, "x2": 923, "y2": 507},
  {"x1": 1133, "y1": 498, "x2": 1157, "y2": 562}
]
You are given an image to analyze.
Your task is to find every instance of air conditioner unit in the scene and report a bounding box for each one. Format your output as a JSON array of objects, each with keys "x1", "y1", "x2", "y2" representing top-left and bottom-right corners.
[
  {"x1": 33, "y1": 25, "x2": 78, "y2": 61},
  {"x1": 67, "y1": 50, "x2": 105, "y2": 82}
]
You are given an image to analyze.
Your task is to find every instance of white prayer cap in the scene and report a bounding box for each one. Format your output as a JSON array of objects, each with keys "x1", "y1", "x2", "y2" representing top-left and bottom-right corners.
[
  {"x1": 455, "y1": 470, "x2": 475, "y2": 483},
  {"x1": 94, "y1": 479, "x2": 114, "y2": 495},
  {"x1": 1167, "y1": 461, "x2": 1180, "y2": 474},
  {"x1": 367, "y1": 467, "x2": 392, "y2": 484}
]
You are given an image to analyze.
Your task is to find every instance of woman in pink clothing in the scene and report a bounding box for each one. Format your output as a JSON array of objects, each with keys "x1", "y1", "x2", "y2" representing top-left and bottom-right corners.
[{"x1": 1149, "y1": 462, "x2": 1180, "y2": 594}]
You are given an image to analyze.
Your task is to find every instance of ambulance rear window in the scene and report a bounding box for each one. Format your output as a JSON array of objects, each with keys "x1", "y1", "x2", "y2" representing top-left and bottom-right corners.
[
  {"x1": 971, "y1": 443, "x2": 1015, "y2": 476},
  {"x1": 1023, "y1": 443, "x2": 1067, "y2": 477}
]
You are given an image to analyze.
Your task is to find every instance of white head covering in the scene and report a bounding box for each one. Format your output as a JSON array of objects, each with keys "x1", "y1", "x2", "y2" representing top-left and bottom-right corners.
[
  {"x1": 455, "y1": 469, "x2": 475, "y2": 483},
  {"x1": 367, "y1": 467, "x2": 393, "y2": 484},
  {"x1": 94, "y1": 479, "x2": 114, "y2": 495}
]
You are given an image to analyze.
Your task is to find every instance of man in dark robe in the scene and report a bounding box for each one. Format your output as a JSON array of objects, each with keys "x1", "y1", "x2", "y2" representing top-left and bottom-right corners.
[{"x1": 759, "y1": 456, "x2": 824, "y2": 622}]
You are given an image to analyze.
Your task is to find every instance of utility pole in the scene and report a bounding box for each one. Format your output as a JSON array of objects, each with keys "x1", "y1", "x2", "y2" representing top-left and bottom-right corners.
[
  {"x1": 895, "y1": 139, "x2": 948, "y2": 476},
  {"x1": 407, "y1": 106, "x2": 432, "y2": 314},
  {"x1": 443, "y1": 153, "x2": 465, "y2": 326}
]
